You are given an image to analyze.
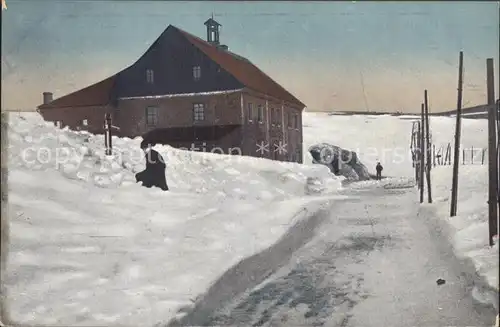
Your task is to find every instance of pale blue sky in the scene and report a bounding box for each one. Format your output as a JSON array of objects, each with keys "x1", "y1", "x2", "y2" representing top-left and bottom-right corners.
[{"x1": 2, "y1": 1, "x2": 499, "y2": 112}]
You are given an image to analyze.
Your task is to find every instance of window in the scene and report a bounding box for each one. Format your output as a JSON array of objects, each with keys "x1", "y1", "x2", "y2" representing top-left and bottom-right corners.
[
  {"x1": 271, "y1": 108, "x2": 281, "y2": 126},
  {"x1": 146, "y1": 106, "x2": 158, "y2": 126},
  {"x1": 258, "y1": 105, "x2": 264, "y2": 123},
  {"x1": 288, "y1": 112, "x2": 292, "y2": 128},
  {"x1": 293, "y1": 114, "x2": 299, "y2": 129},
  {"x1": 82, "y1": 119, "x2": 88, "y2": 126},
  {"x1": 193, "y1": 66, "x2": 201, "y2": 81},
  {"x1": 146, "y1": 69, "x2": 154, "y2": 84},
  {"x1": 247, "y1": 103, "x2": 253, "y2": 121},
  {"x1": 193, "y1": 103, "x2": 205, "y2": 121}
]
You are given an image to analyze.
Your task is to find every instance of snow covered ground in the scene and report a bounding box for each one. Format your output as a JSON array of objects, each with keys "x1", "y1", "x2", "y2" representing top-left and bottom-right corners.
[
  {"x1": 3, "y1": 111, "x2": 498, "y2": 326},
  {"x1": 431, "y1": 165, "x2": 499, "y2": 293},
  {"x1": 4, "y1": 112, "x2": 344, "y2": 326},
  {"x1": 190, "y1": 181, "x2": 496, "y2": 327},
  {"x1": 303, "y1": 112, "x2": 497, "y2": 295}
]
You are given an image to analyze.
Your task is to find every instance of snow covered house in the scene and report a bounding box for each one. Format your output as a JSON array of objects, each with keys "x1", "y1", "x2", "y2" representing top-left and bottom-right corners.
[{"x1": 37, "y1": 18, "x2": 305, "y2": 163}]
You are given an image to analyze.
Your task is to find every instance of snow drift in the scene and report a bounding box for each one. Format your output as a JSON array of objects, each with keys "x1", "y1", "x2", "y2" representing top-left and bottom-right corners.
[
  {"x1": 4, "y1": 112, "x2": 343, "y2": 326},
  {"x1": 432, "y1": 165, "x2": 499, "y2": 296},
  {"x1": 4, "y1": 111, "x2": 498, "y2": 326}
]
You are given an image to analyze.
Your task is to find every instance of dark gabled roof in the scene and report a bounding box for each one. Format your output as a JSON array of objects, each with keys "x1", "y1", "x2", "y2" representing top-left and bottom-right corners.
[
  {"x1": 38, "y1": 75, "x2": 117, "y2": 109},
  {"x1": 174, "y1": 26, "x2": 305, "y2": 108},
  {"x1": 204, "y1": 18, "x2": 221, "y2": 27},
  {"x1": 38, "y1": 24, "x2": 305, "y2": 110}
]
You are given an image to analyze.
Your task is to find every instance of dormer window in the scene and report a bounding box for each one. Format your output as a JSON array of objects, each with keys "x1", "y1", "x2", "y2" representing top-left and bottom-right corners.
[
  {"x1": 193, "y1": 66, "x2": 201, "y2": 81},
  {"x1": 146, "y1": 69, "x2": 154, "y2": 84}
]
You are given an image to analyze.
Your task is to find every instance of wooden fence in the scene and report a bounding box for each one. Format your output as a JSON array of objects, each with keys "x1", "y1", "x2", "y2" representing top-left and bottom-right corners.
[
  {"x1": 432, "y1": 143, "x2": 488, "y2": 166},
  {"x1": 412, "y1": 141, "x2": 487, "y2": 168}
]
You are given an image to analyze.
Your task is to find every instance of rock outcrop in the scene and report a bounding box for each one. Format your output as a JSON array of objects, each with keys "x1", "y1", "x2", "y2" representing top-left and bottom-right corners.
[{"x1": 309, "y1": 143, "x2": 371, "y2": 181}]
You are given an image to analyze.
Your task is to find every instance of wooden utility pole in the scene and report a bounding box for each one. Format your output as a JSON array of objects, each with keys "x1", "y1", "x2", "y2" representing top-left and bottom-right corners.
[
  {"x1": 486, "y1": 58, "x2": 498, "y2": 246},
  {"x1": 424, "y1": 90, "x2": 433, "y2": 203},
  {"x1": 497, "y1": 99, "x2": 500, "y2": 227},
  {"x1": 420, "y1": 103, "x2": 425, "y2": 203},
  {"x1": 497, "y1": 0, "x2": 500, "y2": 237},
  {"x1": 450, "y1": 51, "x2": 464, "y2": 217}
]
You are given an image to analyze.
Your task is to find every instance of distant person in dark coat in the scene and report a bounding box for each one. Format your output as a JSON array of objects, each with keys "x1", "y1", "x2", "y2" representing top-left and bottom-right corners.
[
  {"x1": 135, "y1": 140, "x2": 169, "y2": 191},
  {"x1": 375, "y1": 162, "x2": 383, "y2": 180}
]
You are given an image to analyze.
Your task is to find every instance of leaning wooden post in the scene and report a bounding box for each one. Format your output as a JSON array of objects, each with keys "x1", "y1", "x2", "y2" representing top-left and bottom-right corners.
[
  {"x1": 433, "y1": 144, "x2": 436, "y2": 167},
  {"x1": 446, "y1": 143, "x2": 451, "y2": 166},
  {"x1": 444, "y1": 143, "x2": 450, "y2": 165},
  {"x1": 410, "y1": 122, "x2": 416, "y2": 170},
  {"x1": 424, "y1": 90, "x2": 433, "y2": 203},
  {"x1": 419, "y1": 103, "x2": 425, "y2": 203},
  {"x1": 104, "y1": 113, "x2": 112, "y2": 155},
  {"x1": 486, "y1": 58, "x2": 498, "y2": 246},
  {"x1": 104, "y1": 115, "x2": 108, "y2": 152},
  {"x1": 451, "y1": 51, "x2": 464, "y2": 217}
]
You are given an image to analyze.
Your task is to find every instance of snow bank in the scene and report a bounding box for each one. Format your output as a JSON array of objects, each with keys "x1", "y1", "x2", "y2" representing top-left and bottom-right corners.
[
  {"x1": 4, "y1": 112, "x2": 343, "y2": 326},
  {"x1": 8, "y1": 113, "x2": 341, "y2": 200},
  {"x1": 431, "y1": 165, "x2": 498, "y2": 294}
]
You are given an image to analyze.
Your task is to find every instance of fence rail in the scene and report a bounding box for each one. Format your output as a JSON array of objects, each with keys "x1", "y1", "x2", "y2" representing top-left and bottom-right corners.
[{"x1": 431, "y1": 143, "x2": 487, "y2": 166}]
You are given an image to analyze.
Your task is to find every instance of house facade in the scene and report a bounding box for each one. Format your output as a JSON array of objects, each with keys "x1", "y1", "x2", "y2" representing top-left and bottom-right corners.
[{"x1": 37, "y1": 18, "x2": 306, "y2": 163}]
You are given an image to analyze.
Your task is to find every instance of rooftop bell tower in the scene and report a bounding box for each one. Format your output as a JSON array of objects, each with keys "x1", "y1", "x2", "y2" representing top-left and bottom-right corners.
[{"x1": 204, "y1": 15, "x2": 221, "y2": 46}]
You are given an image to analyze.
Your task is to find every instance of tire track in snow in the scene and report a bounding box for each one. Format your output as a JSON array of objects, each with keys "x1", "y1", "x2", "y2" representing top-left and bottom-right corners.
[
  {"x1": 190, "y1": 187, "x2": 404, "y2": 327},
  {"x1": 205, "y1": 235, "x2": 392, "y2": 327}
]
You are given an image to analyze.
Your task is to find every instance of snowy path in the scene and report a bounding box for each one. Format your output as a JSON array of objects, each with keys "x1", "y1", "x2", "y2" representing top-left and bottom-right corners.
[{"x1": 174, "y1": 183, "x2": 497, "y2": 327}]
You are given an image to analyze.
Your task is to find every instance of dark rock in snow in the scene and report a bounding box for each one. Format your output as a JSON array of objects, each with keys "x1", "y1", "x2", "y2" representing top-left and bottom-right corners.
[
  {"x1": 436, "y1": 278, "x2": 446, "y2": 286},
  {"x1": 309, "y1": 143, "x2": 371, "y2": 181}
]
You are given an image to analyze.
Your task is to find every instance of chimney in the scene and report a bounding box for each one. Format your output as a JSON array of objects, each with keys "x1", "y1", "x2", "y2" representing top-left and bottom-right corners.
[
  {"x1": 218, "y1": 44, "x2": 229, "y2": 51},
  {"x1": 43, "y1": 92, "x2": 53, "y2": 105}
]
